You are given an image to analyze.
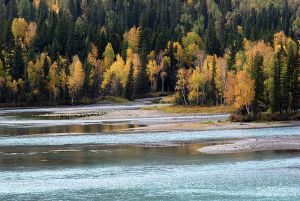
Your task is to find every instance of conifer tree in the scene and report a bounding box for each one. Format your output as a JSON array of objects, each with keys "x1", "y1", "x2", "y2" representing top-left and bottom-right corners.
[
  {"x1": 271, "y1": 51, "x2": 283, "y2": 113},
  {"x1": 135, "y1": 14, "x2": 150, "y2": 96},
  {"x1": 291, "y1": 52, "x2": 300, "y2": 113},
  {"x1": 124, "y1": 63, "x2": 135, "y2": 100},
  {"x1": 252, "y1": 52, "x2": 264, "y2": 115},
  {"x1": 210, "y1": 55, "x2": 217, "y2": 104},
  {"x1": 11, "y1": 40, "x2": 25, "y2": 80},
  {"x1": 205, "y1": 19, "x2": 222, "y2": 56}
]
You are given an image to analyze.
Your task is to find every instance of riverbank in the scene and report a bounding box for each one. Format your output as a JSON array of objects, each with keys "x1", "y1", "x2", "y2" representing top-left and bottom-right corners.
[
  {"x1": 199, "y1": 136, "x2": 300, "y2": 154},
  {"x1": 129, "y1": 120, "x2": 300, "y2": 133},
  {"x1": 3, "y1": 100, "x2": 299, "y2": 135}
]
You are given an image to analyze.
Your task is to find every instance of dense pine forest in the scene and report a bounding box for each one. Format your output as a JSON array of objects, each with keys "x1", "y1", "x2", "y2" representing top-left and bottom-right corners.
[{"x1": 0, "y1": 0, "x2": 299, "y2": 117}]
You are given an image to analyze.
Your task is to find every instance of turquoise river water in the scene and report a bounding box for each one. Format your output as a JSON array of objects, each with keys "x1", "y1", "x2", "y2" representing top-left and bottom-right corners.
[{"x1": 0, "y1": 107, "x2": 299, "y2": 201}]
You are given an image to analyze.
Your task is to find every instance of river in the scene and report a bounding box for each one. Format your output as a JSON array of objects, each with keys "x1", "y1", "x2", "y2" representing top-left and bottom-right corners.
[{"x1": 0, "y1": 105, "x2": 299, "y2": 201}]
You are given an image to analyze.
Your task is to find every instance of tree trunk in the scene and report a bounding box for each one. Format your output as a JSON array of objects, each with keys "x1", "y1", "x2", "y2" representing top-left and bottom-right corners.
[
  {"x1": 161, "y1": 77, "x2": 165, "y2": 93},
  {"x1": 181, "y1": 89, "x2": 187, "y2": 106},
  {"x1": 13, "y1": 93, "x2": 15, "y2": 105},
  {"x1": 71, "y1": 91, "x2": 74, "y2": 105},
  {"x1": 49, "y1": 94, "x2": 52, "y2": 105},
  {"x1": 246, "y1": 105, "x2": 250, "y2": 115}
]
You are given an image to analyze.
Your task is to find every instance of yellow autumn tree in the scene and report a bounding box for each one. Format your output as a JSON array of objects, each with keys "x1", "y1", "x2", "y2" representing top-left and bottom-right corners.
[
  {"x1": 273, "y1": 31, "x2": 289, "y2": 52},
  {"x1": 58, "y1": 57, "x2": 68, "y2": 100},
  {"x1": 102, "y1": 54, "x2": 127, "y2": 95},
  {"x1": 147, "y1": 59, "x2": 160, "y2": 93},
  {"x1": 175, "y1": 68, "x2": 190, "y2": 105},
  {"x1": 126, "y1": 48, "x2": 141, "y2": 81},
  {"x1": 68, "y1": 55, "x2": 85, "y2": 104},
  {"x1": 215, "y1": 57, "x2": 228, "y2": 104},
  {"x1": 203, "y1": 55, "x2": 214, "y2": 82},
  {"x1": 224, "y1": 72, "x2": 236, "y2": 105},
  {"x1": 25, "y1": 22, "x2": 37, "y2": 46},
  {"x1": 27, "y1": 53, "x2": 50, "y2": 96},
  {"x1": 234, "y1": 71, "x2": 255, "y2": 114},
  {"x1": 123, "y1": 26, "x2": 140, "y2": 53},
  {"x1": 173, "y1": 42, "x2": 185, "y2": 66},
  {"x1": 103, "y1": 43, "x2": 115, "y2": 71},
  {"x1": 11, "y1": 18, "x2": 28, "y2": 40},
  {"x1": 188, "y1": 67, "x2": 205, "y2": 105},
  {"x1": 160, "y1": 56, "x2": 170, "y2": 93},
  {"x1": 185, "y1": 43, "x2": 201, "y2": 66},
  {"x1": 87, "y1": 44, "x2": 102, "y2": 91},
  {"x1": 182, "y1": 32, "x2": 204, "y2": 49},
  {"x1": 225, "y1": 71, "x2": 255, "y2": 114},
  {"x1": 243, "y1": 40, "x2": 276, "y2": 103},
  {"x1": 48, "y1": 62, "x2": 60, "y2": 102}
]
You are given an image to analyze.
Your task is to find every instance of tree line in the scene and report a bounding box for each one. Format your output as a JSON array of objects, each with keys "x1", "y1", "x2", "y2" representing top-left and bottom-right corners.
[
  {"x1": 174, "y1": 32, "x2": 300, "y2": 117},
  {"x1": 0, "y1": 0, "x2": 299, "y2": 116}
]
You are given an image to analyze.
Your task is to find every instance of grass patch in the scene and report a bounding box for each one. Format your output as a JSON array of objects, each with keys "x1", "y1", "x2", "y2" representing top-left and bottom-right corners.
[
  {"x1": 144, "y1": 105, "x2": 235, "y2": 114},
  {"x1": 97, "y1": 96, "x2": 131, "y2": 104},
  {"x1": 159, "y1": 95, "x2": 176, "y2": 104},
  {"x1": 230, "y1": 112, "x2": 300, "y2": 122}
]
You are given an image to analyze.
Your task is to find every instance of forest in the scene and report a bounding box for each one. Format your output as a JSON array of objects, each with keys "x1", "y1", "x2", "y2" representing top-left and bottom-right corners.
[{"x1": 0, "y1": 0, "x2": 299, "y2": 117}]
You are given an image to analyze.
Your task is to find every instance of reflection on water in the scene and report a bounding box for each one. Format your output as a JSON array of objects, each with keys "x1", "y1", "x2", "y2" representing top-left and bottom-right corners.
[
  {"x1": 0, "y1": 143, "x2": 205, "y2": 168},
  {"x1": 0, "y1": 126, "x2": 299, "y2": 146},
  {"x1": 0, "y1": 143, "x2": 299, "y2": 169},
  {"x1": 0, "y1": 143, "x2": 300, "y2": 201},
  {"x1": 0, "y1": 106, "x2": 299, "y2": 201},
  {"x1": 0, "y1": 123, "x2": 143, "y2": 136}
]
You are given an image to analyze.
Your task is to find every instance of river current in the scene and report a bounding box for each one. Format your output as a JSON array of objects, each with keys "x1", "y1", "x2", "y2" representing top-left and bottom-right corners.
[{"x1": 0, "y1": 106, "x2": 299, "y2": 201}]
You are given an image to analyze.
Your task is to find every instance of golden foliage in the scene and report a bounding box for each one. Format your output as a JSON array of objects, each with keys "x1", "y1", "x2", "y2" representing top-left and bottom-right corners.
[
  {"x1": 123, "y1": 26, "x2": 140, "y2": 53},
  {"x1": 224, "y1": 72, "x2": 236, "y2": 105},
  {"x1": 48, "y1": 62, "x2": 60, "y2": 100},
  {"x1": 68, "y1": 55, "x2": 85, "y2": 101},
  {"x1": 237, "y1": 71, "x2": 254, "y2": 109},
  {"x1": 224, "y1": 70, "x2": 255, "y2": 113},
  {"x1": 11, "y1": 18, "x2": 28, "y2": 40},
  {"x1": 147, "y1": 59, "x2": 160, "y2": 92},
  {"x1": 188, "y1": 67, "x2": 205, "y2": 104},
  {"x1": 126, "y1": 48, "x2": 141, "y2": 80},
  {"x1": 215, "y1": 57, "x2": 228, "y2": 93},
  {"x1": 102, "y1": 54, "x2": 127, "y2": 90},
  {"x1": 103, "y1": 43, "x2": 115, "y2": 71},
  {"x1": 176, "y1": 68, "x2": 190, "y2": 105},
  {"x1": 87, "y1": 44, "x2": 102, "y2": 87},
  {"x1": 27, "y1": 53, "x2": 50, "y2": 95},
  {"x1": 25, "y1": 22, "x2": 37, "y2": 46},
  {"x1": 173, "y1": 42, "x2": 185, "y2": 65},
  {"x1": 182, "y1": 32, "x2": 203, "y2": 49}
]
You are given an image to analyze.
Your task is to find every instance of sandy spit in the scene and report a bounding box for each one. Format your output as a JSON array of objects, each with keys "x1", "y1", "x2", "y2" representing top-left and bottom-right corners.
[
  {"x1": 130, "y1": 121, "x2": 300, "y2": 133},
  {"x1": 199, "y1": 136, "x2": 300, "y2": 154}
]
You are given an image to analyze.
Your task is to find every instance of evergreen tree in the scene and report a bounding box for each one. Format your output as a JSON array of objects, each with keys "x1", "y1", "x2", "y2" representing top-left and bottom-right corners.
[
  {"x1": 135, "y1": 41, "x2": 149, "y2": 97},
  {"x1": 282, "y1": 0, "x2": 290, "y2": 36},
  {"x1": 205, "y1": 19, "x2": 222, "y2": 56},
  {"x1": 281, "y1": 43, "x2": 296, "y2": 114},
  {"x1": 124, "y1": 63, "x2": 135, "y2": 100},
  {"x1": 271, "y1": 50, "x2": 283, "y2": 113},
  {"x1": 2, "y1": 21, "x2": 15, "y2": 52},
  {"x1": 252, "y1": 52, "x2": 264, "y2": 115},
  {"x1": 11, "y1": 40, "x2": 25, "y2": 80},
  {"x1": 291, "y1": 52, "x2": 300, "y2": 113},
  {"x1": 135, "y1": 14, "x2": 150, "y2": 96},
  {"x1": 210, "y1": 55, "x2": 217, "y2": 104},
  {"x1": 0, "y1": 0, "x2": 298, "y2": 109}
]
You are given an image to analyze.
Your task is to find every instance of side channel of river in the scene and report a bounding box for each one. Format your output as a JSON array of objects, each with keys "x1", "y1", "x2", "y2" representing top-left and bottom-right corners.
[{"x1": 0, "y1": 105, "x2": 299, "y2": 201}]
